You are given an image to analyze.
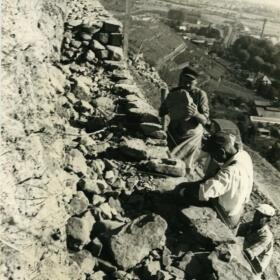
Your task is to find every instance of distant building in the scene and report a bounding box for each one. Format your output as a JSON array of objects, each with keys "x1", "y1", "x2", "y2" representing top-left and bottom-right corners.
[
  {"x1": 251, "y1": 99, "x2": 280, "y2": 128},
  {"x1": 250, "y1": 116, "x2": 280, "y2": 126},
  {"x1": 256, "y1": 127, "x2": 271, "y2": 137},
  {"x1": 254, "y1": 99, "x2": 280, "y2": 118}
]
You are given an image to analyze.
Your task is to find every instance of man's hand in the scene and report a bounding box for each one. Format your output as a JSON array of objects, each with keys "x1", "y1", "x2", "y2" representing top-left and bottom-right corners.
[
  {"x1": 187, "y1": 103, "x2": 198, "y2": 117},
  {"x1": 244, "y1": 248, "x2": 254, "y2": 260}
]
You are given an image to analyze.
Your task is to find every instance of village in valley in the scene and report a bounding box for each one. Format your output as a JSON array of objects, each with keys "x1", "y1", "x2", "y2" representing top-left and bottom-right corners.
[{"x1": 100, "y1": 0, "x2": 280, "y2": 172}]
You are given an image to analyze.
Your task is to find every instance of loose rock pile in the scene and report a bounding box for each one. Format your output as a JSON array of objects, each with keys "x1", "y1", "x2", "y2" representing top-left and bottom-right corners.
[{"x1": 56, "y1": 2, "x2": 257, "y2": 279}]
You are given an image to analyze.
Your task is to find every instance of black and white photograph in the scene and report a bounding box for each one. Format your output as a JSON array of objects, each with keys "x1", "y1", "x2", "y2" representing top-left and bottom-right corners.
[{"x1": 1, "y1": 0, "x2": 280, "y2": 279}]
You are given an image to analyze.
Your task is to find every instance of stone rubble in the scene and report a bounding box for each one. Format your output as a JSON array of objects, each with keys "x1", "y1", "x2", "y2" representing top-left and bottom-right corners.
[
  {"x1": 2, "y1": 0, "x2": 280, "y2": 278},
  {"x1": 56, "y1": 1, "x2": 261, "y2": 279}
]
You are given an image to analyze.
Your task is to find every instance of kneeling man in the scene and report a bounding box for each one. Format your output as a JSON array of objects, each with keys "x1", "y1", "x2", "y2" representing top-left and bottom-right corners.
[{"x1": 199, "y1": 132, "x2": 254, "y2": 228}]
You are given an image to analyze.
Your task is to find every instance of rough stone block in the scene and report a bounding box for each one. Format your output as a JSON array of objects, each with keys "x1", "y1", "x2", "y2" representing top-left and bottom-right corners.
[
  {"x1": 66, "y1": 149, "x2": 88, "y2": 176},
  {"x1": 85, "y1": 50, "x2": 96, "y2": 62},
  {"x1": 109, "y1": 214, "x2": 167, "y2": 269},
  {"x1": 140, "y1": 122, "x2": 162, "y2": 134},
  {"x1": 79, "y1": 32, "x2": 92, "y2": 41},
  {"x1": 97, "y1": 32, "x2": 110, "y2": 45},
  {"x1": 113, "y1": 84, "x2": 142, "y2": 97},
  {"x1": 109, "y1": 33, "x2": 123, "y2": 47},
  {"x1": 181, "y1": 207, "x2": 236, "y2": 248},
  {"x1": 142, "y1": 158, "x2": 186, "y2": 177},
  {"x1": 78, "y1": 178, "x2": 101, "y2": 194},
  {"x1": 90, "y1": 40, "x2": 105, "y2": 50},
  {"x1": 120, "y1": 137, "x2": 148, "y2": 160},
  {"x1": 103, "y1": 60, "x2": 126, "y2": 71},
  {"x1": 71, "y1": 250, "x2": 96, "y2": 274},
  {"x1": 69, "y1": 191, "x2": 89, "y2": 215},
  {"x1": 70, "y1": 40, "x2": 82, "y2": 49},
  {"x1": 95, "y1": 49, "x2": 109, "y2": 60},
  {"x1": 140, "y1": 123, "x2": 167, "y2": 139},
  {"x1": 149, "y1": 261, "x2": 161, "y2": 275},
  {"x1": 79, "y1": 23, "x2": 101, "y2": 35},
  {"x1": 88, "y1": 271, "x2": 106, "y2": 280},
  {"x1": 66, "y1": 211, "x2": 95, "y2": 250},
  {"x1": 92, "y1": 96, "x2": 115, "y2": 111},
  {"x1": 124, "y1": 96, "x2": 160, "y2": 124},
  {"x1": 102, "y1": 19, "x2": 122, "y2": 33},
  {"x1": 99, "y1": 202, "x2": 113, "y2": 219},
  {"x1": 72, "y1": 76, "x2": 92, "y2": 101},
  {"x1": 107, "y1": 45, "x2": 124, "y2": 61},
  {"x1": 147, "y1": 145, "x2": 169, "y2": 159},
  {"x1": 67, "y1": 19, "x2": 83, "y2": 27},
  {"x1": 209, "y1": 242, "x2": 254, "y2": 280},
  {"x1": 111, "y1": 70, "x2": 132, "y2": 81},
  {"x1": 92, "y1": 194, "x2": 106, "y2": 206}
]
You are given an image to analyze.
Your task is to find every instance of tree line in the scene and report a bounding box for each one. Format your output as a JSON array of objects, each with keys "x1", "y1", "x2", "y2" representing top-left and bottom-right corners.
[{"x1": 232, "y1": 36, "x2": 280, "y2": 79}]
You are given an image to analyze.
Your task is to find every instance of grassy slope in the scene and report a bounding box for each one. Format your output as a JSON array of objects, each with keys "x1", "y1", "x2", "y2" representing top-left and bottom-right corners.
[{"x1": 129, "y1": 20, "x2": 184, "y2": 67}]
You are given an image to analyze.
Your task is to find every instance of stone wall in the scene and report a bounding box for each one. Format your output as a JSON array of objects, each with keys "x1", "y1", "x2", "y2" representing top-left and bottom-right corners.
[{"x1": 1, "y1": 0, "x2": 280, "y2": 279}]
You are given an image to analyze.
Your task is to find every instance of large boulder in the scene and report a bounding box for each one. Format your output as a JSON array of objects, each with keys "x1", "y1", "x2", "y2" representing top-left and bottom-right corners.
[
  {"x1": 208, "y1": 242, "x2": 254, "y2": 280},
  {"x1": 109, "y1": 214, "x2": 167, "y2": 270},
  {"x1": 181, "y1": 207, "x2": 236, "y2": 248}
]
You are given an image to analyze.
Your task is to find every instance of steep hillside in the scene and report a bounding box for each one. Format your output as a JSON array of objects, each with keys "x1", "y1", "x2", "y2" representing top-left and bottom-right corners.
[{"x1": 1, "y1": 1, "x2": 280, "y2": 280}]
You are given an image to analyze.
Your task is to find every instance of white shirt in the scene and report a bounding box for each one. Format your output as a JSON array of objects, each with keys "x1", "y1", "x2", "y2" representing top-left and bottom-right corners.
[{"x1": 199, "y1": 150, "x2": 253, "y2": 216}]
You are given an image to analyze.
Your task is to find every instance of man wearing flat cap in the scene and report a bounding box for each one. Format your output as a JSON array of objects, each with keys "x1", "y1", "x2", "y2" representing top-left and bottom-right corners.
[
  {"x1": 159, "y1": 67, "x2": 209, "y2": 173},
  {"x1": 198, "y1": 131, "x2": 253, "y2": 227},
  {"x1": 241, "y1": 204, "x2": 275, "y2": 277}
]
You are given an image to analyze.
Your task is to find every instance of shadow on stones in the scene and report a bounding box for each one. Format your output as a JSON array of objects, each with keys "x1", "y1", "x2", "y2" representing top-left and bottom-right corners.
[
  {"x1": 115, "y1": 182, "x2": 217, "y2": 279},
  {"x1": 118, "y1": 181, "x2": 213, "y2": 256}
]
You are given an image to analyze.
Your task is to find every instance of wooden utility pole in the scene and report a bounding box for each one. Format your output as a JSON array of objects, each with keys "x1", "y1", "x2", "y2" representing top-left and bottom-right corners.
[
  {"x1": 124, "y1": 0, "x2": 131, "y2": 59},
  {"x1": 261, "y1": 18, "x2": 267, "y2": 39}
]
